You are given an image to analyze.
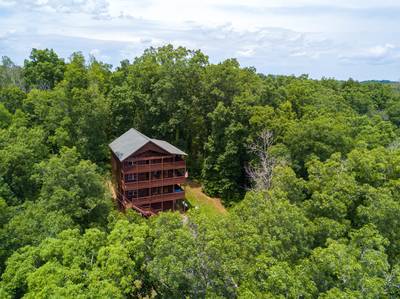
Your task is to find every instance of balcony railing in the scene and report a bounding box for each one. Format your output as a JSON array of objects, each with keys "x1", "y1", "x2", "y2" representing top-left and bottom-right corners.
[
  {"x1": 122, "y1": 160, "x2": 186, "y2": 174},
  {"x1": 122, "y1": 176, "x2": 186, "y2": 190},
  {"x1": 124, "y1": 191, "x2": 185, "y2": 206}
]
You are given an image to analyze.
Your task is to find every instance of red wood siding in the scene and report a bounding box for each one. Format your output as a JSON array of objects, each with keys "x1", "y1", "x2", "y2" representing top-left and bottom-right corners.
[{"x1": 110, "y1": 142, "x2": 186, "y2": 216}]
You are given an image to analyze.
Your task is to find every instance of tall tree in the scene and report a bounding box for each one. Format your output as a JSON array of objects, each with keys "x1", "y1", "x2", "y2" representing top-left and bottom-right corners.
[
  {"x1": 0, "y1": 56, "x2": 24, "y2": 89},
  {"x1": 23, "y1": 49, "x2": 65, "y2": 90}
]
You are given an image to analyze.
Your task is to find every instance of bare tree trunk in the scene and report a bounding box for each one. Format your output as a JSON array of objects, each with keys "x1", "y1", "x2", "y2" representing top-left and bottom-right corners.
[{"x1": 245, "y1": 130, "x2": 275, "y2": 191}]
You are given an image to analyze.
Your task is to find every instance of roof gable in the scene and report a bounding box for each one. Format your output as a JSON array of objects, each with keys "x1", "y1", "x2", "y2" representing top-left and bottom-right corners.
[
  {"x1": 109, "y1": 128, "x2": 150, "y2": 161},
  {"x1": 109, "y1": 128, "x2": 187, "y2": 161}
]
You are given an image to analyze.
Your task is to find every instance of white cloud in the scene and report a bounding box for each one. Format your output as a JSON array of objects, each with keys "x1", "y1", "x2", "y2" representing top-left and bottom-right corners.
[
  {"x1": 368, "y1": 44, "x2": 396, "y2": 57},
  {"x1": 1, "y1": 0, "x2": 400, "y2": 80},
  {"x1": 237, "y1": 48, "x2": 255, "y2": 57},
  {"x1": 340, "y1": 43, "x2": 400, "y2": 64},
  {"x1": 89, "y1": 48, "x2": 100, "y2": 56},
  {"x1": 0, "y1": 29, "x2": 16, "y2": 39},
  {"x1": 2, "y1": 0, "x2": 109, "y2": 16}
]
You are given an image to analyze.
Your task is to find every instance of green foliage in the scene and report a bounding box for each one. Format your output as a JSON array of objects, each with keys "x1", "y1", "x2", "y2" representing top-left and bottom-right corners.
[
  {"x1": 23, "y1": 49, "x2": 65, "y2": 90},
  {"x1": 284, "y1": 114, "x2": 353, "y2": 172},
  {"x1": 303, "y1": 225, "x2": 390, "y2": 297},
  {"x1": 4, "y1": 201, "x2": 75, "y2": 251},
  {"x1": 32, "y1": 147, "x2": 111, "y2": 227},
  {"x1": 1, "y1": 45, "x2": 400, "y2": 298},
  {"x1": 63, "y1": 52, "x2": 89, "y2": 91},
  {"x1": 22, "y1": 83, "x2": 109, "y2": 161},
  {"x1": 235, "y1": 191, "x2": 315, "y2": 262},
  {"x1": 0, "y1": 104, "x2": 12, "y2": 129},
  {"x1": 202, "y1": 102, "x2": 248, "y2": 202},
  {"x1": 0, "y1": 124, "x2": 48, "y2": 201},
  {"x1": 0, "y1": 86, "x2": 25, "y2": 113},
  {"x1": 0, "y1": 56, "x2": 24, "y2": 89},
  {"x1": 1, "y1": 221, "x2": 151, "y2": 299}
]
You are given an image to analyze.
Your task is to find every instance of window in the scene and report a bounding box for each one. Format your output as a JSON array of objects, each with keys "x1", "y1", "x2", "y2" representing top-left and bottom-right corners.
[
  {"x1": 163, "y1": 169, "x2": 174, "y2": 178},
  {"x1": 124, "y1": 173, "x2": 135, "y2": 182},
  {"x1": 126, "y1": 190, "x2": 134, "y2": 199},
  {"x1": 151, "y1": 171, "x2": 162, "y2": 180},
  {"x1": 138, "y1": 188, "x2": 149, "y2": 197},
  {"x1": 138, "y1": 172, "x2": 149, "y2": 181},
  {"x1": 125, "y1": 160, "x2": 135, "y2": 167},
  {"x1": 151, "y1": 187, "x2": 162, "y2": 195},
  {"x1": 163, "y1": 185, "x2": 173, "y2": 194},
  {"x1": 163, "y1": 157, "x2": 173, "y2": 163},
  {"x1": 175, "y1": 168, "x2": 185, "y2": 177}
]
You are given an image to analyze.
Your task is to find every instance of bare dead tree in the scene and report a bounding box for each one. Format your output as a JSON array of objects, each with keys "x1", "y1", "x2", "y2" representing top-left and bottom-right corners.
[{"x1": 245, "y1": 130, "x2": 275, "y2": 191}]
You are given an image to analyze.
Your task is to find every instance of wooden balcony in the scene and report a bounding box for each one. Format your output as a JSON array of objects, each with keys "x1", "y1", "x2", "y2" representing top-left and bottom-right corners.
[
  {"x1": 124, "y1": 191, "x2": 185, "y2": 206},
  {"x1": 122, "y1": 176, "x2": 186, "y2": 190},
  {"x1": 122, "y1": 160, "x2": 186, "y2": 174}
]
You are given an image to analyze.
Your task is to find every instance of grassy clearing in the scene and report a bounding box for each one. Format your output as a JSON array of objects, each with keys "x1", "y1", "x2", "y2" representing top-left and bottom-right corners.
[{"x1": 184, "y1": 181, "x2": 227, "y2": 216}]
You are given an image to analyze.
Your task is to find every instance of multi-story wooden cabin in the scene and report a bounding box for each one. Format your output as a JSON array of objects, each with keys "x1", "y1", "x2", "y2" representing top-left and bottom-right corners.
[{"x1": 109, "y1": 128, "x2": 187, "y2": 216}]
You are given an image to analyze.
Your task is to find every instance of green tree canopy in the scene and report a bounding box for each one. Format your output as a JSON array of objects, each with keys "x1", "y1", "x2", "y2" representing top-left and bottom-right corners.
[{"x1": 23, "y1": 48, "x2": 65, "y2": 90}]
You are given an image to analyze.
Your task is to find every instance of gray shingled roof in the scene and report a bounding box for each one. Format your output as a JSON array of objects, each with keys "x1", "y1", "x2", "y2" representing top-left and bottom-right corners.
[
  {"x1": 109, "y1": 128, "x2": 187, "y2": 161},
  {"x1": 151, "y1": 139, "x2": 187, "y2": 156}
]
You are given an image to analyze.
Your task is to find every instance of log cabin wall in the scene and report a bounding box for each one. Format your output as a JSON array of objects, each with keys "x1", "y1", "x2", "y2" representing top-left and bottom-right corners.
[{"x1": 109, "y1": 129, "x2": 187, "y2": 216}]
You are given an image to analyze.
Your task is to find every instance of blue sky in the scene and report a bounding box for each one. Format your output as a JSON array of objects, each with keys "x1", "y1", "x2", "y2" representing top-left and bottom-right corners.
[{"x1": 0, "y1": 0, "x2": 400, "y2": 80}]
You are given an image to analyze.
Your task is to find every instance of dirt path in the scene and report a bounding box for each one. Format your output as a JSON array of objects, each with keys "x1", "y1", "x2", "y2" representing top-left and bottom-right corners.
[{"x1": 106, "y1": 180, "x2": 117, "y2": 199}]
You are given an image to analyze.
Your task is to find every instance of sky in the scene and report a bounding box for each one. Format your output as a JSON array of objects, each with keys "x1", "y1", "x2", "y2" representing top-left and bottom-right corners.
[{"x1": 0, "y1": 0, "x2": 400, "y2": 80}]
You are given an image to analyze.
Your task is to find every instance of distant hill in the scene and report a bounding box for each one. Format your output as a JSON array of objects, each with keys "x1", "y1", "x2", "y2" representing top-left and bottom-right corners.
[{"x1": 361, "y1": 80, "x2": 398, "y2": 84}]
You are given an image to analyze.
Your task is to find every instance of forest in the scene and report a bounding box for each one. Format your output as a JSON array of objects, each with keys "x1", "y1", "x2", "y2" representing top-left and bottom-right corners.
[{"x1": 0, "y1": 45, "x2": 400, "y2": 298}]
